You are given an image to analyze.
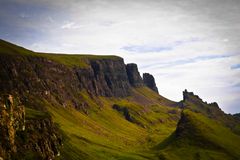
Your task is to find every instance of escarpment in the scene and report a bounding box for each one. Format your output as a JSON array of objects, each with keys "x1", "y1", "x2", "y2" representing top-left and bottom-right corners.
[
  {"x1": 0, "y1": 53, "x2": 159, "y2": 107},
  {"x1": 76, "y1": 58, "x2": 131, "y2": 97},
  {"x1": 143, "y1": 73, "x2": 159, "y2": 93},
  {"x1": 126, "y1": 63, "x2": 144, "y2": 87},
  {"x1": 0, "y1": 55, "x2": 131, "y2": 99}
]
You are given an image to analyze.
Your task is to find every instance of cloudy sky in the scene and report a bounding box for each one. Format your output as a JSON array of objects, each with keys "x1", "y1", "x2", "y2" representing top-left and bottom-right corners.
[{"x1": 0, "y1": 0, "x2": 240, "y2": 113}]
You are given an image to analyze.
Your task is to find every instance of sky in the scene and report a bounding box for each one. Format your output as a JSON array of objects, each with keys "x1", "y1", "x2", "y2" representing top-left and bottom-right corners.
[{"x1": 0, "y1": 0, "x2": 240, "y2": 113}]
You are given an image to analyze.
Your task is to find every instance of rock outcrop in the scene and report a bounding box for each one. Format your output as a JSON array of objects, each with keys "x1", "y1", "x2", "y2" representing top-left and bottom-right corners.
[
  {"x1": 143, "y1": 73, "x2": 158, "y2": 93},
  {"x1": 0, "y1": 95, "x2": 25, "y2": 157},
  {"x1": 182, "y1": 89, "x2": 204, "y2": 106},
  {"x1": 126, "y1": 63, "x2": 144, "y2": 87},
  {"x1": 0, "y1": 95, "x2": 62, "y2": 160},
  {"x1": 76, "y1": 59, "x2": 131, "y2": 97},
  {"x1": 112, "y1": 104, "x2": 134, "y2": 122}
]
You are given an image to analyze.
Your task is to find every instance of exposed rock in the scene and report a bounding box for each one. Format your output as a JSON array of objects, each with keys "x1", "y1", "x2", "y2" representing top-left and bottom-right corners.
[
  {"x1": 0, "y1": 94, "x2": 25, "y2": 157},
  {"x1": 182, "y1": 89, "x2": 204, "y2": 108},
  {"x1": 143, "y1": 73, "x2": 159, "y2": 93},
  {"x1": 22, "y1": 118, "x2": 62, "y2": 159},
  {"x1": 0, "y1": 95, "x2": 62, "y2": 160},
  {"x1": 126, "y1": 63, "x2": 144, "y2": 87},
  {"x1": 183, "y1": 89, "x2": 202, "y2": 102},
  {"x1": 112, "y1": 104, "x2": 134, "y2": 122},
  {"x1": 76, "y1": 59, "x2": 131, "y2": 97},
  {"x1": 0, "y1": 55, "x2": 131, "y2": 110}
]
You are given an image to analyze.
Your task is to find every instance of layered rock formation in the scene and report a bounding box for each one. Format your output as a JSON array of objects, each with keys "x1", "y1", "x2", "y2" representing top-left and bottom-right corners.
[
  {"x1": 0, "y1": 95, "x2": 62, "y2": 160},
  {"x1": 126, "y1": 63, "x2": 143, "y2": 87},
  {"x1": 143, "y1": 73, "x2": 159, "y2": 93},
  {"x1": 76, "y1": 58, "x2": 131, "y2": 97},
  {"x1": 0, "y1": 55, "x2": 131, "y2": 99}
]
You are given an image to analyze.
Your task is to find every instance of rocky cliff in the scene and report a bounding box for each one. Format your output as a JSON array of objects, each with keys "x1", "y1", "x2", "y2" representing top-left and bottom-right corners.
[
  {"x1": 0, "y1": 54, "x2": 131, "y2": 99},
  {"x1": 0, "y1": 39, "x2": 161, "y2": 111},
  {"x1": 126, "y1": 63, "x2": 144, "y2": 87},
  {"x1": 143, "y1": 73, "x2": 159, "y2": 93},
  {"x1": 76, "y1": 58, "x2": 131, "y2": 97},
  {"x1": 0, "y1": 95, "x2": 62, "y2": 160}
]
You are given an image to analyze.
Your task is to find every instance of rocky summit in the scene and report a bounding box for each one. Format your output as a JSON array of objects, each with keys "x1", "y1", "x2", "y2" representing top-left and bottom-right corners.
[
  {"x1": 0, "y1": 39, "x2": 240, "y2": 160},
  {"x1": 143, "y1": 73, "x2": 159, "y2": 93}
]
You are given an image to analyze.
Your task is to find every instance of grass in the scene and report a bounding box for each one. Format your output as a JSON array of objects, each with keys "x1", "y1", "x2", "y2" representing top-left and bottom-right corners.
[
  {"x1": 132, "y1": 87, "x2": 177, "y2": 107},
  {"x1": 156, "y1": 110, "x2": 240, "y2": 160},
  {"x1": 42, "y1": 88, "x2": 181, "y2": 160},
  {"x1": 25, "y1": 107, "x2": 49, "y2": 119},
  {"x1": 37, "y1": 53, "x2": 121, "y2": 68},
  {"x1": 46, "y1": 101, "x2": 151, "y2": 159},
  {"x1": 0, "y1": 39, "x2": 121, "y2": 68}
]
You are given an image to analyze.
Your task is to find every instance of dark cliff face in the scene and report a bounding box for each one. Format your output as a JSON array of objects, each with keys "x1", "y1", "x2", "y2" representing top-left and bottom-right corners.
[
  {"x1": 126, "y1": 63, "x2": 143, "y2": 87},
  {"x1": 76, "y1": 58, "x2": 131, "y2": 97},
  {"x1": 143, "y1": 73, "x2": 159, "y2": 93},
  {"x1": 0, "y1": 55, "x2": 82, "y2": 109}
]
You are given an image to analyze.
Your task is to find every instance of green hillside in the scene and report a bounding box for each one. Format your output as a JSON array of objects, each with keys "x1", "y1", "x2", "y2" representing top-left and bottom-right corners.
[
  {"x1": 156, "y1": 109, "x2": 240, "y2": 160},
  {"x1": 0, "y1": 39, "x2": 120, "y2": 68},
  {"x1": 45, "y1": 89, "x2": 181, "y2": 160}
]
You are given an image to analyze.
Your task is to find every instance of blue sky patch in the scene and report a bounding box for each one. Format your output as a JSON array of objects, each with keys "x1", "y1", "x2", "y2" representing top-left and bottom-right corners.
[{"x1": 231, "y1": 64, "x2": 240, "y2": 70}]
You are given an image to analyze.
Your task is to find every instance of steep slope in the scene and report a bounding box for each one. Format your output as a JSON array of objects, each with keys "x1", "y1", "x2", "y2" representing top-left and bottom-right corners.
[
  {"x1": 181, "y1": 89, "x2": 240, "y2": 134},
  {"x1": 156, "y1": 109, "x2": 240, "y2": 160},
  {"x1": 46, "y1": 90, "x2": 181, "y2": 160},
  {"x1": 126, "y1": 63, "x2": 144, "y2": 87}
]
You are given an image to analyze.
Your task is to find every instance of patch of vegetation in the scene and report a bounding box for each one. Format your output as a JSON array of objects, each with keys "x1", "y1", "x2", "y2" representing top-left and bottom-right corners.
[
  {"x1": 38, "y1": 53, "x2": 120, "y2": 68},
  {"x1": 0, "y1": 39, "x2": 35, "y2": 56},
  {"x1": 25, "y1": 107, "x2": 49, "y2": 119}
]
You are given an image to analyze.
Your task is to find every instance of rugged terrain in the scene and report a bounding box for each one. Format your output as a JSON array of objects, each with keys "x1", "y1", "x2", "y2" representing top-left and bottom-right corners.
[{"x1": 0, "y1": 39, "x2": 240, "y2": 160}]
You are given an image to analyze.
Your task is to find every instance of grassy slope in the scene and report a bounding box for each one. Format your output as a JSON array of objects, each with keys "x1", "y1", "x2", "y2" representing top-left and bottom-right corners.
[
  {"x1": 183, "y1": 93, "x2": 240, "y2": 135},
  {"x1": 43, "y1": 89, "x2": 181, "y2": 160},
  {"x1": 156, "y1": 110, "x2": 240, "y2": 160},
  {"x1": 0, "y1": 39, "x2": 120, "y2": 68}
]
